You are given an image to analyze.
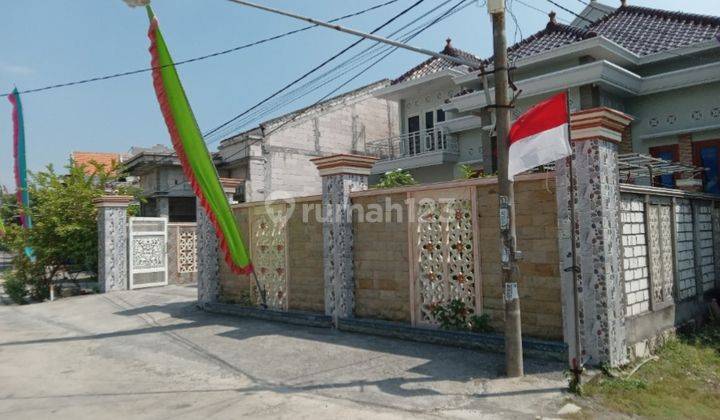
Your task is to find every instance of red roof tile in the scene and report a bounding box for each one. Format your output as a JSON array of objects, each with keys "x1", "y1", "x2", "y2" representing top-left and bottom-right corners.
[{"x1": 72, "y1": 152, "x2": 124, "y2": 175}]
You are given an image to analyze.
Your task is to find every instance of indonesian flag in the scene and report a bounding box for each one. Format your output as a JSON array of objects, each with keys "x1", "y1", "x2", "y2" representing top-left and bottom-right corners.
[{"x1": 508, "y1": 92, "x2": 572, "y2": 180}]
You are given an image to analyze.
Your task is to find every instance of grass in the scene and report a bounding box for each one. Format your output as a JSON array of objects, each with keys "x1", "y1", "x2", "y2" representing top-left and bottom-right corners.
[{"x1": 584, "y1": 324, "x2": 720, "y2": 419}]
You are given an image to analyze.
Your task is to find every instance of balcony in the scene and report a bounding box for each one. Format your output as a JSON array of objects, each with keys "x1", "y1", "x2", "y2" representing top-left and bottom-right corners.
[{"x1": 366, "y1": 128, "x2": 459, "y2": 173}]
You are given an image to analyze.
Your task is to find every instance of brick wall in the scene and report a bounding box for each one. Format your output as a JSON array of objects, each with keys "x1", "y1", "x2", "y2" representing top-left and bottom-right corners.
[
  {"x1": 352, "y1": 193, "x2": 411, "y2": 322},
  {"x1": 618, "y1": 125, "x2": 634, "y2": 154},
  {"x1": 218, "y1": 178, "x2": 562, "y2": 340},
  {"x1": 678, "y1": 133, "x2": 693, "y2": 166},
  {"x1": 219, "y1": 207, "x2": 252, "y2": 302},
  {"x1": 349, "y1": 178, "x2": 562, "y2": 339},
  {"x1": 218, "y1": 200, "x2": 325, "y2": 311},
  {"x1": 287, "y1": 199, "x2": 324, "y2": 312},
  {"x1": 476, "y1": 178, "x2": 563, "y2": 340}
]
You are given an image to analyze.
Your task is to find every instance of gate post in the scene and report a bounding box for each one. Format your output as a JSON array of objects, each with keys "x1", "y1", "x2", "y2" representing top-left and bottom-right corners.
[
  {"x1": 94, "y1": 195, "x2": 133, "y2": 293},
  {"x1": 556, "y1": 107, "x2": 634, "y2": 367},
  {"x1": 197, "y1": 178, "x2": 241, "y2": 305},
  {"x1": 197, "y1": 202, "x2": 220, "y2": 305},
  {"x1": 311, "y1": 154, "x2": 377, "y2": 322}
]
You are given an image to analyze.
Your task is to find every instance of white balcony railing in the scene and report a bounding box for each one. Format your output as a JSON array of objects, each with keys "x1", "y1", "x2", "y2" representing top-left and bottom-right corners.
[{"x1": 366, "y1": 128, "x2": 459, "y2": 161}]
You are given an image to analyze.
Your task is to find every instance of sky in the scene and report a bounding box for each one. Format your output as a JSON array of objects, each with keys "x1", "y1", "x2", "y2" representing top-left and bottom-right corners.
[{"x1": 1, "y1": 0, "x2": 719, "y2": 189}]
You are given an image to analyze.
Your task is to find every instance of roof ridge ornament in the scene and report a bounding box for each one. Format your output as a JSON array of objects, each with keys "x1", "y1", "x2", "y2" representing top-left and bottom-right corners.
[{"x1": 549, "y1": 11, "x2": 557, "y2": 25}]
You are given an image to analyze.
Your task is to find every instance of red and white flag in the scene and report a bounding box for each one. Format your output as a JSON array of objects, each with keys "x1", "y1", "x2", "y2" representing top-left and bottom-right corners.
[{"x1": 508, "y1": 92, "x2": 572, "y2": 180}]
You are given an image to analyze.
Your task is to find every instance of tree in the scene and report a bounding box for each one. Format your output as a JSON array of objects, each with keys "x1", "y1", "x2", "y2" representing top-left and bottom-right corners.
[{"x1": 0, "y1": 161, "x2": 140, "y2": 303}]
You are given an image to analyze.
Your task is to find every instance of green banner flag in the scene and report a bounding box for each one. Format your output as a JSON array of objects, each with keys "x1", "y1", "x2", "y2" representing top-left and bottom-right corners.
[{"x1": 146, "y1": 6, "x2": 252, "y2": 275}]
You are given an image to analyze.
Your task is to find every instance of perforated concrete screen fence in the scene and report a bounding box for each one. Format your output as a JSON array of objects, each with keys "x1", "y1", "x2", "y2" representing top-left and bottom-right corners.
[
  {"x1": 129, "y1": 217, "x2": 168, "y2": 289},
  {"x1": 249, "y1": 204, "x2": 289, "y2": 311},
  {"x1": 408, "y1": 187, "x2": 480, "y2": 327},
  {"x1": 619, "y1": 188, "x2": 720, "y2": 316}
]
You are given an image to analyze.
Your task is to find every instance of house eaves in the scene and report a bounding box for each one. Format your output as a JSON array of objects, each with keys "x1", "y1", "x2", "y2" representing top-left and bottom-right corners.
[
  {"x1": 447, "y1": 60, "x2": 642, "y2": 113},
  {"x1": 123, "y1": 151, "x2": 179, "y2": 174},
  {"x1": 452, "y1": 36, "x2": 638, "y2": 86},
  {"x1": 373, "y1": 68, "x2": 468, "y2": 101},
  {"x1": 453, "y1": 37, "x2": 720, "y2": 87},
  {"x1": 641, "y1": 60, "x2": 720, "y2": 95},
  {"x1": 447, "y1": 59, "x2": 720, "y2": 114}
]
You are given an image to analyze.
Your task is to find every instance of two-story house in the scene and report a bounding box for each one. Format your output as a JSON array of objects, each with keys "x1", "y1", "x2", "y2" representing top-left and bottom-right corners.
[{"x1": 369, "y1": 1, "x2": 720, "y2": 192}]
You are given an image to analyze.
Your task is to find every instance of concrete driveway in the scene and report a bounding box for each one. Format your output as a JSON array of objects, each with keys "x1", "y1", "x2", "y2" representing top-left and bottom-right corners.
[{"x1": 0, "y1": 285, "x2": 568, "y2": 419}]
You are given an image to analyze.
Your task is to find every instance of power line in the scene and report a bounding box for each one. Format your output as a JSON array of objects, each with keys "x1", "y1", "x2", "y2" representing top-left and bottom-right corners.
[
  {"x1": 544, "y1": 0, "x2": 594, "y2": 24},
  {"x1": 0, "y1": 0, "x2": 402, "y2": 98},
  {"x1": 204, "y1": 0, "x2": 462, "y2": 144},
  {"x1": 514, "y1": 0, "x2": 570, "y2": 23},
  {"x1": 219, "y1": 0, "x2": 469, "y2": 150},
  {"x1": 301, "y1": 0, "x2": 474, "y2": 120},
  {"x1": 202, "y1": 0, "x2": 429, "y2": 139},
  {"x1": 218, "y1": 0, "x2": 471, "y2": 164}
]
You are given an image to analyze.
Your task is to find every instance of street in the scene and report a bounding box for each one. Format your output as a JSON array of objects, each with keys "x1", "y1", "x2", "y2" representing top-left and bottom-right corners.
[{"x1": 0, "y1": 286, "x2": 567, "y2": 419}]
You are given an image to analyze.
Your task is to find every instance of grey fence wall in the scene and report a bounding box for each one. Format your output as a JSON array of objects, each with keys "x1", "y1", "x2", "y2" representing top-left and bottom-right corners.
[{"x1": 620, "y1": 185, "x2": 720, "y2": 358}]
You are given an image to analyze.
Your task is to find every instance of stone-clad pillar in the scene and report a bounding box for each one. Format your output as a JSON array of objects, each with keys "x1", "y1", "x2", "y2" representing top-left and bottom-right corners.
[
  {"x1": 94, "y1": 195, "x2": 132, "y2": 293},
  {"x1": 312, "y1": 154, "x2": 377, "y2": 322},
  {"x1": 556, "y1": 107, "x2": 634, "y2": 368},
  {"x1": 197, "y1": 178, "x2": 243, "y2": 306},
  {"x1": 197, "y1": 202, "x2": 219, "y2": 305}
]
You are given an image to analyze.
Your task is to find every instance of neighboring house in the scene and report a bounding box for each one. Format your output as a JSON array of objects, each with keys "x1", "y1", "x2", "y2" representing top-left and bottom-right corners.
[
  {"x1": 216, "y1": 80, "x2": 398, "y2": 201},
  {"x1": 71, "y1": 151, "x2": 129, "y2": 175},
  {"x1": 123, "y1": 145, "x2": 197, "y2": 222},
  {"x1": 369, "y1": 2, "x2": 720, "y2": 192}
]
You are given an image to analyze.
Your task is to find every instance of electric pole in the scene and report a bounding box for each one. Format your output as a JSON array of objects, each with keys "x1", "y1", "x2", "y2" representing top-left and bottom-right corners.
[{"x1": 488, "y1": 0, "x2": 523, "y2": 377}]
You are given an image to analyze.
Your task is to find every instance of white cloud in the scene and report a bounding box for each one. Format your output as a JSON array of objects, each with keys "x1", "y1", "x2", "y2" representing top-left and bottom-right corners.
[{"x1": 0, "y1": 63, "x2": 36, "y2": 76}]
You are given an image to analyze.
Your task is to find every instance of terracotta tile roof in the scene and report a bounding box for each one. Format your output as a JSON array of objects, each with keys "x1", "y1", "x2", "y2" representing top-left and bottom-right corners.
[
  {"x1": 589, "y1": 5, "x2": 720, "y2": 56},
  {"x1": 506, "y1": 21, "x2": 595, "y2": 63},
  {"x1": 391, "y1": 39, "x2": 482, "y2": 85},
  {"x1": 499, "y1": 5, "x2": 720, "y2": 61},
  {"x1": 72, "y1": 152, "x2": 125, "y2": 175},
  {"x1": 395, "y1": 4, "x2": 720, "y2": 87}
]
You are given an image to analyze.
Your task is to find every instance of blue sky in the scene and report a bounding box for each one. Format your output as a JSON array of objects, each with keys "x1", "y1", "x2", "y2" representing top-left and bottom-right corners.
[{"x1": 1, "y1": 0, "x2": 719, "y2": 189}]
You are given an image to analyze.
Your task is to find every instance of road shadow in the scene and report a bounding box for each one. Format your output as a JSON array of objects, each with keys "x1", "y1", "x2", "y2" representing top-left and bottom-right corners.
[{"x1": 0, "y1": 296, "x2": 567, "y2": 403}]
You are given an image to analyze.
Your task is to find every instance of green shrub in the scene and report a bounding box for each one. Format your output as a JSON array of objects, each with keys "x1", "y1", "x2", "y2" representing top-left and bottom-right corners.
[
  {"x1": 3, "y1": 271, "x2": 28, "y2": 304},
  {"x1": 374, "y1": 169, "x2": 416, "y2": 188},
  {"x1": 431, "y1": 299, "x2": 493, "y2": 333},
  {"x1": 468, "y1": 313, "x2": 493, "y2": 333},
  {"x1": 458, "y1": 164, "x2": 479, "y2": 180}
]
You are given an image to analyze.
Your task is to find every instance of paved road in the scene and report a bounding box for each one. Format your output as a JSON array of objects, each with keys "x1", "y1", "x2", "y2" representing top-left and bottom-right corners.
[{"x1": 0, "y1": 286, "x2": 568, "y2": 419}]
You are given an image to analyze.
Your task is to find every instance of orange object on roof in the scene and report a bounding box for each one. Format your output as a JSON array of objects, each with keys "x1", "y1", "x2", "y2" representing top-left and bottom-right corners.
[{"x1": 71, "y1": 151, "x2": 128, "y2": 175}]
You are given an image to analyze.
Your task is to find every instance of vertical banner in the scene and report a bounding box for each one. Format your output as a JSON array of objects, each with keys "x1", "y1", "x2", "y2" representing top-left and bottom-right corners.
[
  {"x1": 8, "y1": 88, "x2": 33, "y2": 258},
  {"x1": 8, "y1": 88, "x2": 31, "y2": 230},
  {"x1": 145, "y1": 6, "x2": 253, "y2": 275}
]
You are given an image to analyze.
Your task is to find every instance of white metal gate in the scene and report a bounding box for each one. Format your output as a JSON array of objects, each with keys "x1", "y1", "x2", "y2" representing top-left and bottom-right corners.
[{"x1": 129, "y1": 217, "x2": 168, "y2": 289}]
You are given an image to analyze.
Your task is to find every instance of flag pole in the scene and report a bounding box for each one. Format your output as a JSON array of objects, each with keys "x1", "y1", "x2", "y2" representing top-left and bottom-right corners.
[{"x1": 565, "y1": 91, "x2": 584, "y2": 388}]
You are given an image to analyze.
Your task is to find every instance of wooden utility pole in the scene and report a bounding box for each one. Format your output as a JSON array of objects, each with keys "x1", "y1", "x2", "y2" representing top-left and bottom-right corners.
[{"x1": 488, "y1": 0, "x2": 523, "y2": 377}]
